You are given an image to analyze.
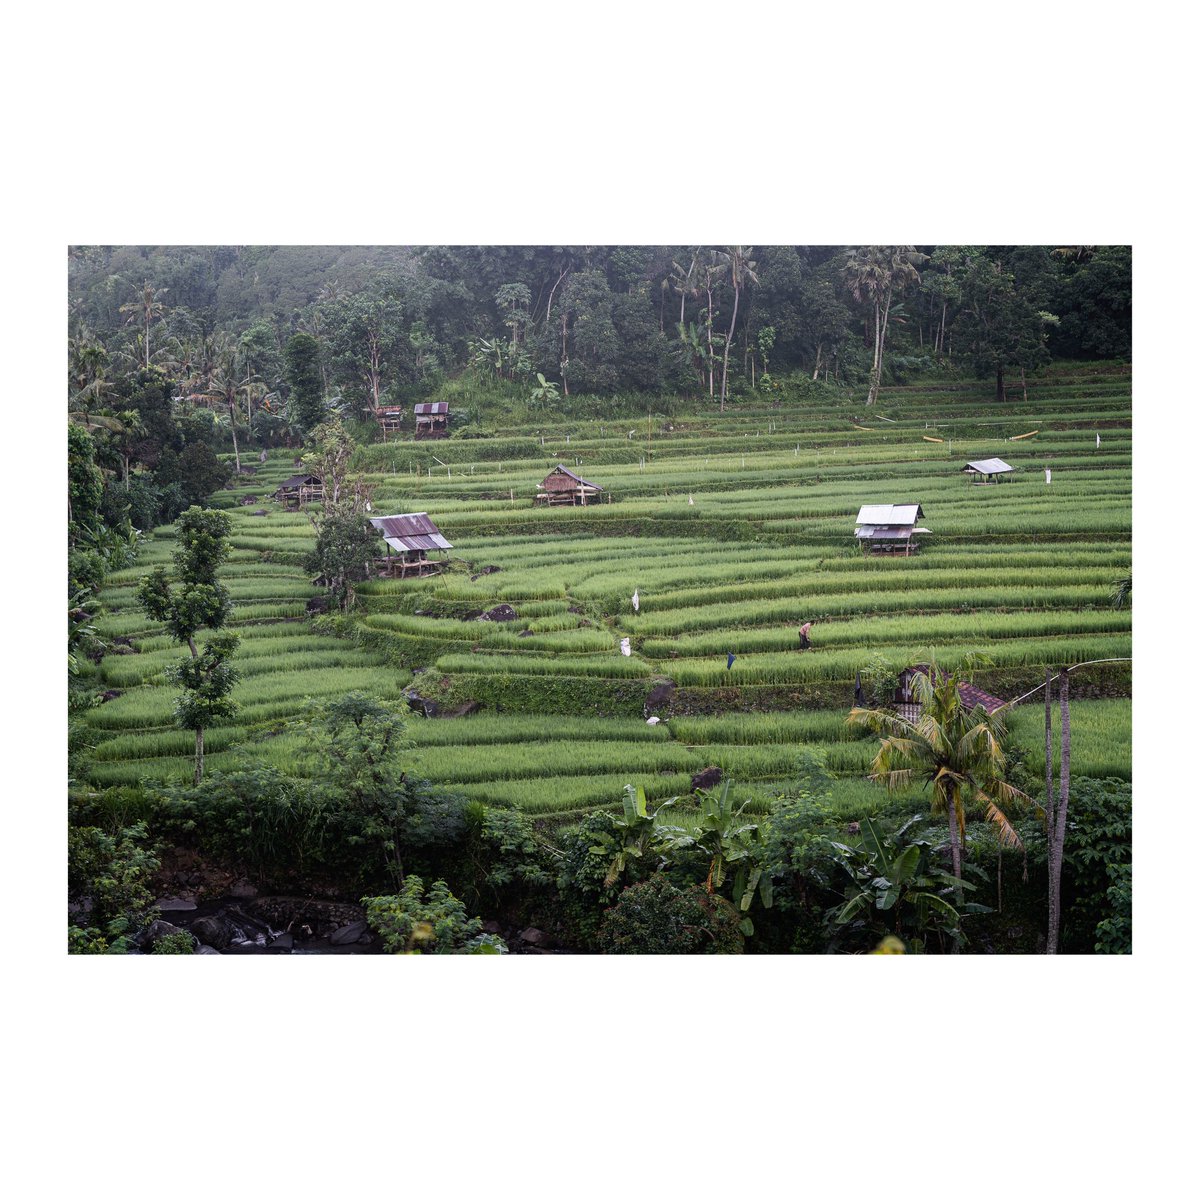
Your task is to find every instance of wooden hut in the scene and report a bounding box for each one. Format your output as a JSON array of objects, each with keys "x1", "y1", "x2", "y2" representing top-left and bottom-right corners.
[
  {"x1": 854, "y1": 503, "x2": 929, "y2": 555},
  {"x1": 369, "y1": 512, "x2": 453, "y2": 578},
  {"x1": 375, "y1": 404, "x2": 406, "y2": 435},
  {"x1": 894, "y1": 664, "x2": 1006, "y2": 722},
  {"x1": 413, "y1": 401, "x2": 449, "y2": 439},
  {"x1": 962, "y1": 457, "x2": 1014, "y2": 484},
  {"x1": 536, "y1": 464, "x2": 605, "y2": 507},
  {"x1": 274, "y1": 473, "x2": 324, "y2": 510}
]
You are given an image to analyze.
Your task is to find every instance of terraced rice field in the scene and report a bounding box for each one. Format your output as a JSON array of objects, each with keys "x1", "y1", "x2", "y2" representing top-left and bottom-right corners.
[{"x1": 80, "y1": 363, "x2": 1132, "y2": 819}]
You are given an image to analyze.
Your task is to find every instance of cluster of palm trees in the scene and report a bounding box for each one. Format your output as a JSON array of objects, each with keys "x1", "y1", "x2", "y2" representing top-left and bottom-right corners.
[
  {"x1": 70, "y1": 281, "x2": 292, "y2": 473},
  {"x1": 668, "y1": 247, "x2": 758, "y2": 410}
]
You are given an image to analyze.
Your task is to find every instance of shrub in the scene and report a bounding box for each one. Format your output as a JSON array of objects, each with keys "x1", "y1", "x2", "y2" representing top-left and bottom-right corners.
[
  {"x1": 151, "y1": 932, "x2": 197, "y2": 954},
  {"x1": 363, "y1": 876, "x2": 484, "y2": 954},
  {"x1": 595, "y1": 875, "x2": 744, "y2": 954}
]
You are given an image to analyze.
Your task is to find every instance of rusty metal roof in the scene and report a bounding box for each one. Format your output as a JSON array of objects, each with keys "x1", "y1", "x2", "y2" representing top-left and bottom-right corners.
[
  {"x1": 369, "y1": 512, "x2": 453, "y2": 552},
  {"x1": 413, "y1": 402, "x2": 448, "y2": 415},
  {"x1": 542, "y1": 464, "x2": 603, "y2": 490},
  {"x1": 276, "y1": 473, "x2": 321, "y2": 490},
  {"x1": 963, "y1": 458, "x2": 1013, "y2": 474},
  {"x1": 856, "y1": 503, "x2": 923, "y2": 525}
]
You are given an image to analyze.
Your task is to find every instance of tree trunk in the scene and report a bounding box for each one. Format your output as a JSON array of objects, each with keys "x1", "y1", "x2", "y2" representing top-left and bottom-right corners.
[
  {"x1": 229, "y1": 404, "x2": 241, "y2": 473},
  {"x1": 706, "y1": 289, "x2": 714, "y2": 399},
  {"x1": 1021, "y1": 366, "x2": 1028, "y2": 402},
  {"x1": 194, "y1": 727, "x2": 204, "y2": 785},
  {"x1": 1047, "y1": 669, "x2": 1071, "y2": 954},
  {"x1": 812, "y1": 345, "x2": 823, "y2": 381},
  {"x1": 720, "y1": 279, "x2": 739, "y2": 410},
  {"x1": 560, "y1": 310, "x2": 569, "y2": 396},
  {"x1": 995, "y1": 364, "x2": 1005, "y2": 403},
  {"x1": 946, "y1": 790, "x2": 963, "y2": 890}
]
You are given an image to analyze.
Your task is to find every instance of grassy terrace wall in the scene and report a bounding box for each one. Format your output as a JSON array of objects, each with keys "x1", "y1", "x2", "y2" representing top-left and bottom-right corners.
[{"x1": 78, "y1": 363, "x2": 1131, "y2": 819}]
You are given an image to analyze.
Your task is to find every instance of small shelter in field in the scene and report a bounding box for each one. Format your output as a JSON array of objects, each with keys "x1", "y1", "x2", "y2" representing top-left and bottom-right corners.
[
  {"x1": 893, "y1": 664, "x2": 1006, "y2": 723},
  {"x1": 854, "y1": 503, "x2": 929, "y2": 556},
  {"x1": 375, "y1": 404, "x2": 406, "y2": 435},
  {"x1": 962, "y1": 457, "x2": 1014, "y2": 484},
  {"x1": 369, "y1": 512, "x2": 453, "y2": 578},
  {"x1": 413, "y1": 401, "x2": 449, "y2": 439},
  {"x1": 536, "y1": 464, "x2": 605, "y2": 506},
  {"x1": 274, "y1": 473, "x2": 324, "y2": 510}
]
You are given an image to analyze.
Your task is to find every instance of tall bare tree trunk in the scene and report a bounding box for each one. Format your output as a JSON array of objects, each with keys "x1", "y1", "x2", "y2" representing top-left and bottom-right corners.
[
  {"x1": 194, "y1": 727, "x2": 204, "y2": 785},
  {"x1": 229, "y1": 403, "x2": 241, "y2": 473},
  {"x1": 1047, "y1": 669, "x2": 1072, "y2": 953},
  {"x1": 720, "y1": 278, "x2": 740, "y2": 410},
  {"x1": 812, "y1": 345, "x2": 823, "y2": 381}
]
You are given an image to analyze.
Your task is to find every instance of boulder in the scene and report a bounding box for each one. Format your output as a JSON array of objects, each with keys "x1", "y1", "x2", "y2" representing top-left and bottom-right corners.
[
  {"x1": 519, "y1": 927, "x2": 550, "y2": 947},
  {"x1": 197, "y1": 945, "x2": 222, "y2": 955},
  {"x1": 136, "y1": 919, "x2": 188, "y2": 949},
  {"x1": 690, "y1": 766, "x2": 723, "y2": 792},
  {"x1": 229, "y1": 880, "x2": 258, "y2": 900},
  {"x1": 330, "y1": 920, "x2": 369, "y2": 946},
  {"x1": 157, "y1": 896, "x2": 197, "y2": 912},
  {"x1": 479, "y1": 604, "x2": 518, "y2": 622},
  {"x1": 267, "y1": 933, "x2": 295, "y2": 952},
  {"x1": 193, "y1": 915, "x2": 233, "y2": 951}
]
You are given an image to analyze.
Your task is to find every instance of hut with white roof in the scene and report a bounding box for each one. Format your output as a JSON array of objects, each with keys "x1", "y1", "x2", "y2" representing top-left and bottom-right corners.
[
  {"x1": 854, "y1": 503, "x2": 930, "y2": 556},
  {"x1": 962, "y1": 457, "x2": 1014, "y2": 484}
]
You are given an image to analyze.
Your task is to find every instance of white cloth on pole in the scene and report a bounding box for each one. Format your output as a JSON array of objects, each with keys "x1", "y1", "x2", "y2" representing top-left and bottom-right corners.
[
  {"x1": 1045, "y1": 468, "x2": 1052, "y2": 484},
  {"x1": 631, "y1": 590, "x2": 640, "y2": 613},
  {"x1": 620, "y1": 637, "x2": 631, "y2": 657}
]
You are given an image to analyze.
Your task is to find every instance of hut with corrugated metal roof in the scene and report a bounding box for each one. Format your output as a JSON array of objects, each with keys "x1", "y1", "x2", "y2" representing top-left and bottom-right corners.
[
  {"x1": 369, "y1": 512, "x2": 453, "y2": 577},
  {"x1": 854, "y1": 503, "x2": 929, "y2": 556},
  {"x1": 894, "y1": 664, "x2": 1005, "y2": 722},
  {"x1": 274, "y1": 473, "x2": 324, "y2": 510},
  {"x1": 962, "y1": 457, "x2": 1014, "y2": 484},
  {"x1": 375, "y1": 404, "x2": 406, "y2": 435},
  {"x1": 413, "y1": 401, "x2": 449, "y2": 439},
  {"x1": 536, "y1": 464, "x2": 605, "y2": 506}
]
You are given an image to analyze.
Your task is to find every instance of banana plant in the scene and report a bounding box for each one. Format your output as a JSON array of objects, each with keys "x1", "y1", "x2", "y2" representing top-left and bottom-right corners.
[
  {"x1": 588, "y1": 784, "x2": 673, "y2": 890},
  {"x1": 655, "y1": 780, "x2": 773, "y2": 934},
  {"x1": 827, "y1": 816, "x2": 987, "y2": 951}
]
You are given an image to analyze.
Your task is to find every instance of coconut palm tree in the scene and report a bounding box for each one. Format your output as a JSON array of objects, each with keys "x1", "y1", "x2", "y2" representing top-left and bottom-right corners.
[
  {"x1": 848, "y1": 659, "x2": 1030, "y2": 890},
  {"x1": 842, "y1": 246, "x2": 927, "y2": 405},
  {"x1": 205, "y1": 354, "x2": 248, "y2": 473},
  {"x1": 717, "y1": 246, "x2": 757, "y2": 410},
  {"x1": 119, "y1": 280, "x2": 169, "y2": 369}
]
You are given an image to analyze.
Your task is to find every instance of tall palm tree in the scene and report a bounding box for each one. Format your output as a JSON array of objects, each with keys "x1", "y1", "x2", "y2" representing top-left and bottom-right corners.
[
  {"x1": 842, "y1": 246, "x2": 926, "y2": 405},
  {"x1": 205, "y1": 353, "x2": 248, "y2": 473},
  {"x1": 118, "y1": 279, "x2": 168, "y2": 369},
  {"x1": 848, "y1": 659, "x2": 1030, "y2": 889},
  {"x1": 718, "y1": 246, "x2": 757, "y2": 410}
]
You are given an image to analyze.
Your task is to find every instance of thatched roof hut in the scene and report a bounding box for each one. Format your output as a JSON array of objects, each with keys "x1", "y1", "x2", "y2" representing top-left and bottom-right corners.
[{"x1": 537, "y1": 464, "x2": 605, "y2": 506}]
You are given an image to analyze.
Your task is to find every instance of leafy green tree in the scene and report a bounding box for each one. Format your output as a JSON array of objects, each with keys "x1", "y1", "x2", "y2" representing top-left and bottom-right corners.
[
  {"x1": 67, "y1": 423, "x2": 105, "y2": 543},
  {"x1": 311, "y1": 692, "x2": 413, "y2": 887},
  {"x1": 305, "y1": 512, "x2": 378, "y2": 611},
  {"x1": 848, "y1": 659, "x2": 1031, "y2": 889},
  {"x1": 137, "y1": 507, "x2": 238, "y2": 782},
  {"x1": 954, "y1": 252, "x2": 1056, "y2": 401},
  {"x1": 156, "y1": 440, "x2": 230, "y2": 508},
  {"x1": 283, "y1": 331, "x2": 324, "y2": 434},
  {"x1": 529, "y1": 372, "x2": 559, "y2": 409},
  {"x1": 326, "y1": 289, "x2": 409, "y2": 412}
]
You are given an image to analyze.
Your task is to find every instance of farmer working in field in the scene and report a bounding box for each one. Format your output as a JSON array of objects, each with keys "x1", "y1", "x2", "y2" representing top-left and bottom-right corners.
[{"x1": 798, "y1": 620, "x2": 814, "y2": 650}]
